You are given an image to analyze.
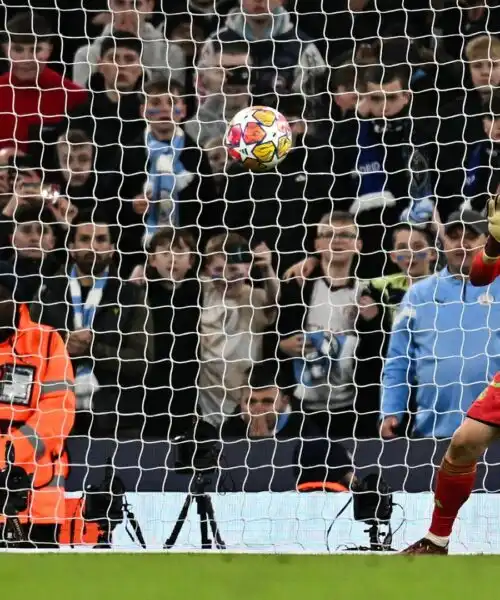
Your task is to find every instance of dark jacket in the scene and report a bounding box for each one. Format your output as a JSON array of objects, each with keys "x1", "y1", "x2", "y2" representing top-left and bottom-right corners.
[
  {"x1": 436, "y1": 2, "x2": 500, "y2": 62},
  {"x1": 31, "y1": 72, "x2": 145, "y2": 178},
  {"x1": 330, "y1": 109, "x2": 480, "y2": 278},
  {"x1": 224, "y1": 135, "x2": 333, "y2": 275},
  {"x1": 30, "y1": 266, "x2": 153, "y2": 434},
  {"x1": 446, "y1": 138, "x2": 500, "y2": 216},
  {"x1": 145, "y1": 276, "x2": 202, "y2": 437},
  {"x1": 0, "y1": 214, "x2": 68, "y2": 302}
]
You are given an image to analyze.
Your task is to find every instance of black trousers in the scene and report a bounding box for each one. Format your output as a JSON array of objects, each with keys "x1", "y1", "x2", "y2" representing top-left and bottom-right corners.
[{"x1": 0, "y1": 523, "x2": 60, "y2": 548}]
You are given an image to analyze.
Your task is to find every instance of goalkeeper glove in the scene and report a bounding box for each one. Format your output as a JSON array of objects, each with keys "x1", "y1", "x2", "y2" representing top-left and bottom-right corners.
[{"x1": 488, "y1": 195, "x2": 500, "y2": 243}]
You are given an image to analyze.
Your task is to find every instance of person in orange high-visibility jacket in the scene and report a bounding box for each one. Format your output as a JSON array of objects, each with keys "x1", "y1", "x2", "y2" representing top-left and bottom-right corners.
[{"x1": 0, "y1": 262, "x2": 75, "y2": 547}]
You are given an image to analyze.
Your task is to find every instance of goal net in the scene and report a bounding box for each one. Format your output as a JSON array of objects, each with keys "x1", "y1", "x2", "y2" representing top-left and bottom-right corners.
[{"x1": 0, "y1": 0, "x2": 498, "y2": 554}]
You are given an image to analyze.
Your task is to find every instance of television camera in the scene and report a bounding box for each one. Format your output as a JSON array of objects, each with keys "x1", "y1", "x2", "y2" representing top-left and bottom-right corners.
[
  {"x1": 80, "y1": 459, "x2": 146, "y2": 549},
  {"x1": 0, "y1": 443, "x2": 30, "y2": 545},
  {"x1": 164, "y1": 425, "x2": 226, "y2": 550}
]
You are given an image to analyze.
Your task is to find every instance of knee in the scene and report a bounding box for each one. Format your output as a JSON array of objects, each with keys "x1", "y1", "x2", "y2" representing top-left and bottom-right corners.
[{"x1": 447, "y1": 427, "x2": 486, "y2": 464}]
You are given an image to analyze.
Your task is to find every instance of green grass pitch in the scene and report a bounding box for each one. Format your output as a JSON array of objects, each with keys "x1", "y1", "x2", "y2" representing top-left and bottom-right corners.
[{"x1": 0, "y1": 554, "x2": 498, "y2": 599}]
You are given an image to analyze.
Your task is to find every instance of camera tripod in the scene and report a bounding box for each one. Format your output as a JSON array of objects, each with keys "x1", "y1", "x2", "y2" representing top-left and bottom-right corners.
[
  {"x1": 164, "y1": 471, "x2": 226, "y2": 550},
  {"x1": 91, "y1": 501, "x2": 147, "y2": 550}
]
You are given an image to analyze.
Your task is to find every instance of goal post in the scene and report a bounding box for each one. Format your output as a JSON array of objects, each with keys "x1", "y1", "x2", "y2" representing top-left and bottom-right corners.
[{"x1": 0, "y1": 0, "x2": 498, "y2": 553}]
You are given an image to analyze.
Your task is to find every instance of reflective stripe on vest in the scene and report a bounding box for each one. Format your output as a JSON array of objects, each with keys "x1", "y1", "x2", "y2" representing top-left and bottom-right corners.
[
  {"x1": 40, "y1": 380, "x2": 72, "y2": 396},
  {"x1": 18, "y1": 424, "x2": 46, "y2": 460},
  {"x1": 47, "y1": 474, "x2": 65, "y2": 488}
]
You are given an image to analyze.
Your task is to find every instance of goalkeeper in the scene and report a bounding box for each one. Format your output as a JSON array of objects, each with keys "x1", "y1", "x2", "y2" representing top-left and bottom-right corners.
[{"x1": 404, "y1": 195, "x2": 500, "y2": 554}]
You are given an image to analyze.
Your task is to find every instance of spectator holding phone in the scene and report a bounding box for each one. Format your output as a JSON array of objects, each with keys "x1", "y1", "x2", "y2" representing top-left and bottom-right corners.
[{"x1": 198, "y1": 233, "x2": 278, "y2": 428}]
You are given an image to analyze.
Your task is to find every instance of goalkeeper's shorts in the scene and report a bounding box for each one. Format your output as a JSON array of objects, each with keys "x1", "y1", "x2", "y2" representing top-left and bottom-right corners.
[{"x1": 467, "y1": 373, "x2": 500, "y2": 427}]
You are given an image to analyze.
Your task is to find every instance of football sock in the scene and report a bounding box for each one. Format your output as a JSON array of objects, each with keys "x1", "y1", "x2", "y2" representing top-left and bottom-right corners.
[{"x1": 427, "y1": 457, "x2": 476, "y2": 542}]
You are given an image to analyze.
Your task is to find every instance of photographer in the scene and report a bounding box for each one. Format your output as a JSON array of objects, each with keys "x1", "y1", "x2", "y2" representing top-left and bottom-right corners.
[{"x1": 0, "y1": 261, "x2": 75, "y2": 548}]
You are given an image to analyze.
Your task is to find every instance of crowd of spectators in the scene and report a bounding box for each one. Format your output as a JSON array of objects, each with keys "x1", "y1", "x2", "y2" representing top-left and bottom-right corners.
[{"x1": 0, "y1": 0, "x2": 499, "y2": 443}]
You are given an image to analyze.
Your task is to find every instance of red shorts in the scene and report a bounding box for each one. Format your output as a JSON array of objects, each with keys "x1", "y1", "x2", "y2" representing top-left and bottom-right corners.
[{"x1": 467, "y1": 373, "x2": 500, "y2": 427}]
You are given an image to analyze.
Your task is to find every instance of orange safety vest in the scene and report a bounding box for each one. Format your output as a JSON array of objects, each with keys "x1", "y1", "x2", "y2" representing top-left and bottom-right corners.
[
  {"x1": 0, "y1": 304, "x2": 75, "y2": 524},
  {"x1": 296, "y1": 481, "x2": 348, "y2": 493}
]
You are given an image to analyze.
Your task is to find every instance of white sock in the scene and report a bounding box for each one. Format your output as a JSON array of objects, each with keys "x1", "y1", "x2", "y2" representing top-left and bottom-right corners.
[{"x1": 425, "y1": 532, "x2": 449, "y2": 548}]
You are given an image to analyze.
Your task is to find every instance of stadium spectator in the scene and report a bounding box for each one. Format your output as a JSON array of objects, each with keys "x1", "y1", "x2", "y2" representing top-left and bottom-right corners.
[
  {"x1": 161, "y1": 0, "x2": 237, "y2": 36},
  {"x1": 0, "y1": 12, "x2": 87, "y2": 151},
  {"x1": 198, "y1": 233, "x2": 278, "y2": 427},
  {"x1": 222, "y1": 363, "x2": 308, "y2": 438},
  {"x1": 454, "y1": 91, "x2": 500, "y2": 215},
  {"x1": 278, "y1": 212, "x2": 384, "y2": 439},
  {"x1": 142, "y1": 228, "x2": 201, "y2": 438},
  {"x1": 187, "y1": 41, "x2": 252, "y2": 147},
  {"x1": 381, "y1": 210, "x2": 500, "y2": 439},
  {"x1": 224, "y1": 94, "x2": 333, "y2": 276},
  {"x1": 290, "y1": 0, "x2": 436, "y2": 66},
  {"x1": 51, "y1": 129, "x2": 121, "y2": 222},
  {"x1": 123, "y1": 76, "x2": 219, "y2": 253},
  {"x1": 366, "y1": 224, "x2": 437, "y2": 324},
  {"x1": 199, "y1": 0, "x2": 325, "y2": 101},
  {"x1": 0, "y1": 148, "x2": 19, "y2": 206},
  {"x1": 285, "y1": 223, "x2": 437, "y2": 320},
  {"x1": 465, "y1": 35, "x2": 500, "y2": 105},
  {"x1": 328, "y1": 62, "x2": 470, "y2": 278},
  {"x1": 73, "y1": 0, "x2": 185, "y2": 88},
  {"x1": 37, "y1": 33, "x2": 147, "y2": 180},
  {"x1": 438, "y1": 3, "x2": 500, "y2": 70},
  {"x1": 0, "y1": 204, "x2": 62, "y2": 303},
  {"x1": 162, "y1": 7, "x2": 215, "y2": 112},
  {"x1": 328, "y1": 59, "x2": 366, "y2": 124},
  {"x1": 31, "y1": 212, "x2": 152, "y2": 438}
]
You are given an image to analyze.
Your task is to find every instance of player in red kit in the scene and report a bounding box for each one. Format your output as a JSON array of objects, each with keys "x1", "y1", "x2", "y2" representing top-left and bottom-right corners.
[{"x1": 403, "y1": 196, "x2": 500, "y2": 554}]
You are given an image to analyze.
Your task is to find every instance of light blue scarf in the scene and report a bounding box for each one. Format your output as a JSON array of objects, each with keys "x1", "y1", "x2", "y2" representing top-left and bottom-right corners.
[
  {"x1": 293, "y1": 331, "x2": 346, "y2": 388},
  {"x1": 145, "y1": 126, "x2": 186, "y2": 237},
  {"x1": 69, "y1": 265, "x2": 109, "y2": 378}
]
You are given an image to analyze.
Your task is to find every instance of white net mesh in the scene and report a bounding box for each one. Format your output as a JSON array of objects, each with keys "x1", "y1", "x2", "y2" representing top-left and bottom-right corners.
[{"x1": 0, "y1": 0, "x2": 498, "y2": 553}]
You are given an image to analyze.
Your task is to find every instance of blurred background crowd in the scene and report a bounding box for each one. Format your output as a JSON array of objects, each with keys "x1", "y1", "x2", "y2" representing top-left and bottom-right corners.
[{"x1": 0, "y1": 0, "x2": 499, "y2": 444}]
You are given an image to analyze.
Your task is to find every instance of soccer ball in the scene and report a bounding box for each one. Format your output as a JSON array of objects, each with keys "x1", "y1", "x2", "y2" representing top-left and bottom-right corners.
[{"x1": 224, "y1": 106, "x2": 293, "y2": 172}]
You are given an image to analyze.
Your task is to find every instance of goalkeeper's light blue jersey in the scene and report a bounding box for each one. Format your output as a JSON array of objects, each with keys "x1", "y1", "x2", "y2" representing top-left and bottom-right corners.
[{"x1": 382, "y1": 267, "x2": 500, "y2": 438}]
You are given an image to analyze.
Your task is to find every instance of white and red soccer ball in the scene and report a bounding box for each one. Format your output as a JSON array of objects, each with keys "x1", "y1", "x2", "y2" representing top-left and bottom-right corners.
[{"x1": 224, "y1": 106, "x2": 293, "y2": 172}]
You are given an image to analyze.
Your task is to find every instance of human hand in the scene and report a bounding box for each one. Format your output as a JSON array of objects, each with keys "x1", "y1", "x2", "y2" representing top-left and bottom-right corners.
[
  {"x1": 66, "y1": 329, "x2": 92, "y2": 357},
  {"x1": 380, "y1": 416, "x2": 399, "y2": 439},
  {"x1": 47, "y1": 196, "x2": 78, "y2": 226},
  {"x1": 253, "y1": 242, "x2": 273, "y2": 273},
  {"x1": 248, "y1": 412, "x2": 273, "y2": 437},
  {"x1": 133, "y1": 195, "x2": 149, "y2": 216},
  {"x1": 282, "y1": 257, "x2": 318, "y2": 283},
  {"x1": 279, "y1": 334, "x2": 305, "y2": 357},
  {"x1": 358, "y1": 295, "x2": 379, "y2": 321},
  {"x1": 488, "y1": 195, "x2": 500, "y2": 243},
  {"x1": 129, "y1": 264, "x2": 146, "y2": 286}
]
